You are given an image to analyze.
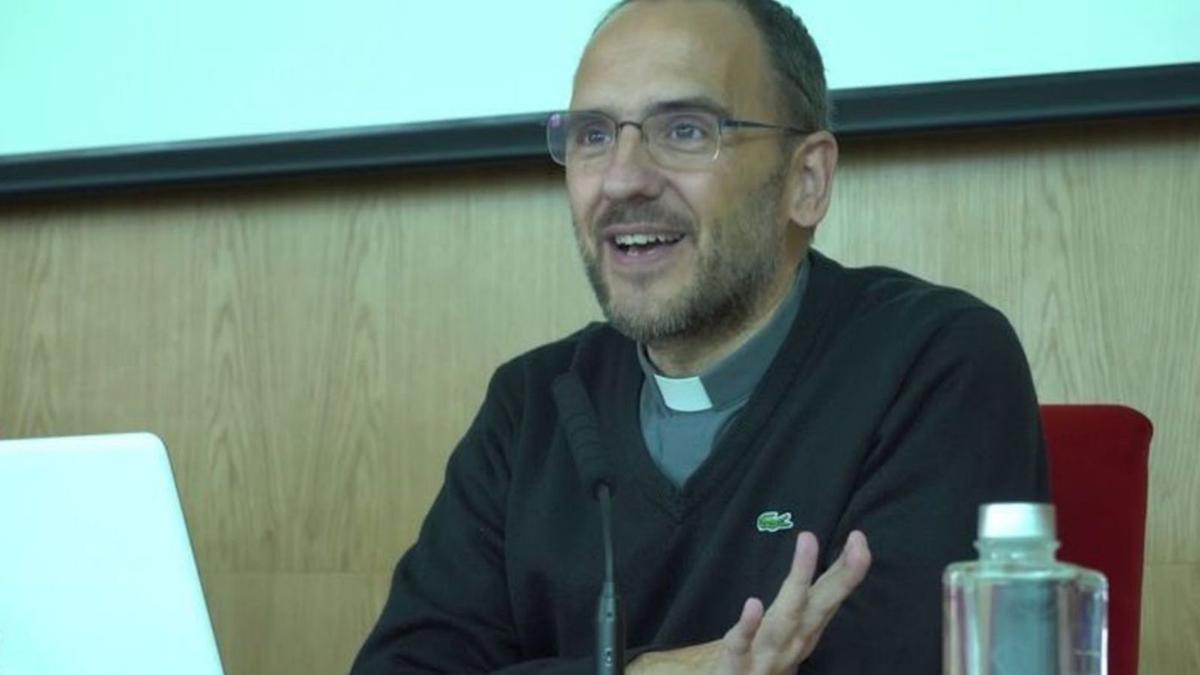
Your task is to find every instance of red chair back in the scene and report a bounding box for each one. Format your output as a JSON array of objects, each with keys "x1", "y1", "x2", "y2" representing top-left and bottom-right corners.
[{"x1": 1041, "y1": 404, "x2": 1152, "y2": 675}]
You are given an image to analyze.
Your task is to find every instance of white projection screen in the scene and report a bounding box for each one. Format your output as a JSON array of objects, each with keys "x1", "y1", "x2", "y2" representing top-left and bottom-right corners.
[{"x1": 1, "y1": 0, "x2": 1198, "y2": 195}]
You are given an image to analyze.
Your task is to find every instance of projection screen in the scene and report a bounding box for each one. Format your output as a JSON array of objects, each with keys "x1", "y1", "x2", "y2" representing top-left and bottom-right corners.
[{"x1": 1, "y1": 0, "x2": 1197, "y2": 196}]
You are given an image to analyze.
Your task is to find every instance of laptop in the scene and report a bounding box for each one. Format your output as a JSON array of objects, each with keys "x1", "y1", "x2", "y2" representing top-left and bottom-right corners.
[{"x1": 0, "y1": 433, "x2": 225, "y2": 675}]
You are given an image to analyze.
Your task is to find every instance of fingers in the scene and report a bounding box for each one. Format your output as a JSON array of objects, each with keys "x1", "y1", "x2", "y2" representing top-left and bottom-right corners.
[
  {"x1": 799, "y1": 530, "x2": 872, "y2": 637},
  {"x1": 806, "y1": 531, "x2": 872, "y2": 619},
  {"x1": 722, "y1": 597, "x2": 765, "y2": 655},
  {"x1": 717, "y1": 597, "x2": 765, "y2": 675},
  {"x1": 752, "y1": 530, "x2": 818, "y2": 655},
  {"x1": 761, "y1": 531, "x2": 819, "y2": 625},
  {"x1": 750, "y1": 530, "x2": 873, "y2": 668},
  {"x1": 715, "y1": 536, "x2": 872, "y2": 675}
]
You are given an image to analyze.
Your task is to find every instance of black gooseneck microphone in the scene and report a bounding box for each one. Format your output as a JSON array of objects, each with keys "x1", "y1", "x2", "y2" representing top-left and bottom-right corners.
[{"x1": 552, "y1": 375, "x2": 626, "y2": 675}]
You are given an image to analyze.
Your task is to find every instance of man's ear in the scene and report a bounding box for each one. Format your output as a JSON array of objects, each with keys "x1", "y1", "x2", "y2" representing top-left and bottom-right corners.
[{"x1": 785, "y1": 130, "x2": 838, "y2": 234}]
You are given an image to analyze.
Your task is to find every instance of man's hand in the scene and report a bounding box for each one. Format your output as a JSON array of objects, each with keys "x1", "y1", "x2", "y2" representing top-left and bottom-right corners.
[{"x1": 629, "y1": 531, "x2": 872, "y2": 675}]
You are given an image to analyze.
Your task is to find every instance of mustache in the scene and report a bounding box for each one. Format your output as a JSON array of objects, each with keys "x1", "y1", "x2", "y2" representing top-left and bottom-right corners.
[{"x1": 595, "y1": 203, "x2": 694, "y2": 233}]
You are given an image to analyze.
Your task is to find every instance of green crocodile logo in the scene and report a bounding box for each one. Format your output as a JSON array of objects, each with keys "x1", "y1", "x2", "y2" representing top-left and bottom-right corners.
[{"x1": 756, "y1": 510, "x2": 794, "y2": 533}]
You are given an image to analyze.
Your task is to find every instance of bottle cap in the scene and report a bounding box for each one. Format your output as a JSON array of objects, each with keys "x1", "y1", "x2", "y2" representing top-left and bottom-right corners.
[{"x1": 978, "y1": 502, "x2": 1056, "y2": 540}]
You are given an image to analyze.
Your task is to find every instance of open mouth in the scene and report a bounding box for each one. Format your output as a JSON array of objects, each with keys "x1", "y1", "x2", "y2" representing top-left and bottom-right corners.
[{"x1": 610, "y1": 232, "x2": 686, "y2": 256}]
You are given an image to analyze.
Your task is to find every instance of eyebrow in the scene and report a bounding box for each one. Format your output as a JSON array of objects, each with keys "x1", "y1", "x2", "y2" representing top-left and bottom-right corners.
[{"x1": 645, "y1": 97, "x2": 732, "y2": 118}]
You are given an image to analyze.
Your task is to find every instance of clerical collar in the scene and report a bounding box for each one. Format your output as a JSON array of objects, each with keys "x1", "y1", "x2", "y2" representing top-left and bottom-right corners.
[{"x1": 637, "y1": 257, "x2": 810, "y2": 412}]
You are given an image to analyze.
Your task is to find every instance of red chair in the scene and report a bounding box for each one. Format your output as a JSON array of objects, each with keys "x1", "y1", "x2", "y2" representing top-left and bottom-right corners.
[{"x1": 1041, "y1": 404, "x2": 1152, "y2": 675}]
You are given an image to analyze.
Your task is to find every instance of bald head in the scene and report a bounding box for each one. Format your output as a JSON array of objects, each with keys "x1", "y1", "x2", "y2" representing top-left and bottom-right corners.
[
  {"x1": 574, "y1": 0, "x2": 779, "y2": 127},
  {"x1": 589, "y1": 0, "x2": 830, "y2": 131}
]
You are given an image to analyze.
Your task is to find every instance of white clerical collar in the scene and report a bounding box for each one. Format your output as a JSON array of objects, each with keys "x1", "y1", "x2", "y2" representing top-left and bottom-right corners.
[
  {"x1": 637, "y1": 257, "x2": 811, "y2": 414},
  {"x1": 651, "y1": 373, "x2": 714, "y2": 412}
]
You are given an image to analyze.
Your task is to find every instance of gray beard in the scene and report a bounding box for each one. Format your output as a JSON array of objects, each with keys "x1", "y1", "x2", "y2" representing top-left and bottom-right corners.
[{"x1": 576, "y1": 169, "x2": 786, "y2": 345}]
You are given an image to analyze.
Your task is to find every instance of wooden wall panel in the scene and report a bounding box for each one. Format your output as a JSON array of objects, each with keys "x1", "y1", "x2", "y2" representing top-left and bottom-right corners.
[
  {"x1": 1140, "y1": 565, "x2": 1200, "y2": 675},
  {"x1": 1, "y1": 116, "x2": 1196, "y2": 675},
  {"x1": 204, "y1": 571, "x2": 391, "y2": 675}
]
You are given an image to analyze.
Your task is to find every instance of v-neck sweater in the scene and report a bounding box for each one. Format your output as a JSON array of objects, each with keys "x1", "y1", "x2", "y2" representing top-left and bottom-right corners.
[
  {"x1": 353, "y1": 249, "x2": 1049, "y2": 675},
  {"x1": 637, "y1": 257, "x2": 810, "y2": 487}
]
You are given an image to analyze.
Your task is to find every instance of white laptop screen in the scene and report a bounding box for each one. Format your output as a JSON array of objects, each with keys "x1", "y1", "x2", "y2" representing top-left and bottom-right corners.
[{"x1": 0, "y1": 433, "x2": 224, "y2": 675}]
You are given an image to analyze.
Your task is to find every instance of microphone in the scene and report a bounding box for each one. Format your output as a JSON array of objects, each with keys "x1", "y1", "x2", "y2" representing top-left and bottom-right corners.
[{"x1": 552, "y1": 375, "x2": 626, "y2": 675}]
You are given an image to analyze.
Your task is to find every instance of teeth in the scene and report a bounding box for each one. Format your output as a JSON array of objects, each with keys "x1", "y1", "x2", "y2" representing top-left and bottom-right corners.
[{"x1": 614, "y1": 233, "x2": 680, "y2": 246}]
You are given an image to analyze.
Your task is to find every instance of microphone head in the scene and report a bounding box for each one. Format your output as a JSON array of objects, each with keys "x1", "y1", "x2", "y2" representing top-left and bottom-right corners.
[{"x1": 551, "y1": 374, "x2": 617, "y2": 499}]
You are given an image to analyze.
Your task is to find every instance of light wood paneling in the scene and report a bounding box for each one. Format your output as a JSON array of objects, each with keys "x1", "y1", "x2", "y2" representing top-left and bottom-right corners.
[
  {"x1": 1140, "y1": 564, "x2": 1200, "y2": 675},
  {"x1": 204, "y1": 571, "x2": 392, "y2": 674},
  {"x1": 1, "y1": 116, "x2": 1197, "y2": 675}
]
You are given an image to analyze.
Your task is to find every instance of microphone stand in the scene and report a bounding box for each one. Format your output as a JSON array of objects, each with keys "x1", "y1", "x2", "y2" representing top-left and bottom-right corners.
[
  {"x1": 550, "y1": 374, "x2": 626, "y2": 675},
  {"x1": 596, "y1": 483, "x2": 624, "y2": 675}
]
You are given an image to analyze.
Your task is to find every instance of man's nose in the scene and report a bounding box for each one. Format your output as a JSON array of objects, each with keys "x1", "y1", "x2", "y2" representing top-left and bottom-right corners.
[{"x1": 600, "y1": 125, "x2": 665, "y2": 202}]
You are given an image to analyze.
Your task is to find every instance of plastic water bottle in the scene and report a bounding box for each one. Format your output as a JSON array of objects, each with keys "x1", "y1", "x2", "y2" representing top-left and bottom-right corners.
[{"x1": 943, "y1": 503, "x2": 1108, "y2": 675}]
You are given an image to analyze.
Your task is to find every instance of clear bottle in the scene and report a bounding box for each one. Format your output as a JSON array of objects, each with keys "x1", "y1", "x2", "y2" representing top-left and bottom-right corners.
[{"x1": 944, "y1": 503, "x2": 1108, "y2": 675}]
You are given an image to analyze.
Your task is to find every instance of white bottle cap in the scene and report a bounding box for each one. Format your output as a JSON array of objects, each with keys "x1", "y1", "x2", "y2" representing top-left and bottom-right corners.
[{"x1": 978, "y1": 502, "x2": 1056, "y2": 540}]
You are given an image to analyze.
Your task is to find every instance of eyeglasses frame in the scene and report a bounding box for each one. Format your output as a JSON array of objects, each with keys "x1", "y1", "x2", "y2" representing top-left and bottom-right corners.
[{"x1": 545, "y1": 108, "x2": 812, "y2": 169}]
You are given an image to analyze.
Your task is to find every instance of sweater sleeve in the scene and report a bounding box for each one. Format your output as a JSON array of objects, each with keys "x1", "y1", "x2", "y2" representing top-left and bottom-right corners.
[
  {"x1": 350, "y1": 366, "x2": 592, "y2": 675},
  {"x1": 801, "y1": 306, "x2": 1050, "y2": 675}
]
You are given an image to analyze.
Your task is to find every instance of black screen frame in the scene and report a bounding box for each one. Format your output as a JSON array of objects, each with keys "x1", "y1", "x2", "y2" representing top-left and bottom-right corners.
[{"x1": 2, "y1": 62, "x2": 1197, "y2": 199}]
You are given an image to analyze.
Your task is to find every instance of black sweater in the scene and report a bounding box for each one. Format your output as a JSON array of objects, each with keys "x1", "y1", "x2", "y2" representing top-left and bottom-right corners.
[{"x1": 353, "y1": 250, "x2": 1049, "y2": 674}]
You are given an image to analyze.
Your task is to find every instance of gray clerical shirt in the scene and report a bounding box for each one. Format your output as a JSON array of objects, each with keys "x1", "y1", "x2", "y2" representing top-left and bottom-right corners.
[{"x1": 637, "y1": 257, "x2": 810, "y2": 488}]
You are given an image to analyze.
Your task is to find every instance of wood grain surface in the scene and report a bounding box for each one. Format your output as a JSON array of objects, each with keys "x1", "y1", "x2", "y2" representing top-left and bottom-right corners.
[{"x1": 1, "y1": 116, "x2": 1196, "y2": 675}]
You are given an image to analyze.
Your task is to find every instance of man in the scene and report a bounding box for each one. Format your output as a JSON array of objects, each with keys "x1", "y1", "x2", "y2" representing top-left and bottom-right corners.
[{"x1": 353, "y1": 0, "x2": 1047, "y2": 673}]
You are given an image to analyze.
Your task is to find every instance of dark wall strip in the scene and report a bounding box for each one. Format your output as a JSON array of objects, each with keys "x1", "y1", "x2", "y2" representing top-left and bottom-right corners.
[{"x1": 2, "y1": 63, "x2": 1197, "y2": 199}]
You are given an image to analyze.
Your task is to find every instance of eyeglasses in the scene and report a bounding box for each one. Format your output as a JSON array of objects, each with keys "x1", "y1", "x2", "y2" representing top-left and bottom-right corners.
[{"x1": 546, "y1": 109, "x2": 810, "y2": 171}]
